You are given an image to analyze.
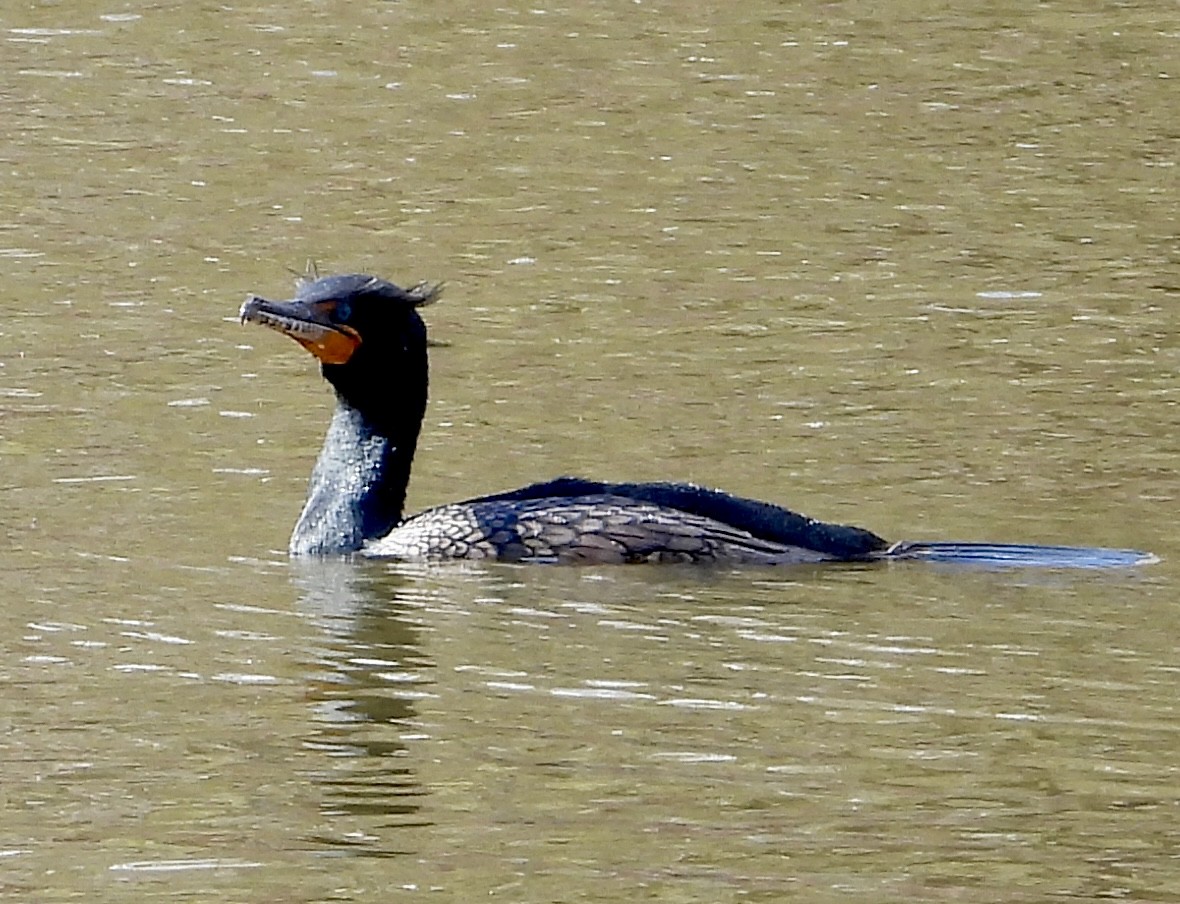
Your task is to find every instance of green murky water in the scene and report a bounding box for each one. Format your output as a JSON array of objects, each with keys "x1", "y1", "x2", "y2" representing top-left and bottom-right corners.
[{"x1": 2, "y1": 1, "x2": 1176, "y2": 901}]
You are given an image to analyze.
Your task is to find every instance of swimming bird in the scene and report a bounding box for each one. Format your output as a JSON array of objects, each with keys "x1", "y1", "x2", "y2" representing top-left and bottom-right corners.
[{"x1": 239, "y1": 273, "x2": 1153, "y2": 568}]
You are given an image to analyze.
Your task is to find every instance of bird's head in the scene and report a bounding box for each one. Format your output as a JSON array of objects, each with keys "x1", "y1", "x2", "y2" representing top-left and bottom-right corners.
[{"x1": 240, "y1": 272, "x2": 441, "y2": 369}]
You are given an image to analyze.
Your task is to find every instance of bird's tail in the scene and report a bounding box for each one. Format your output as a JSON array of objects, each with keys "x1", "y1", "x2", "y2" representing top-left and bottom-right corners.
[{"x1": 880, "y1": 541, "x2": 1157, "y2": 569}]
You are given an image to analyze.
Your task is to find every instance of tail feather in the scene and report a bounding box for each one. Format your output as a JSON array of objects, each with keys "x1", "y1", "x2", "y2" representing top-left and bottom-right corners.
[{"x1": 882, "y1": 541, "x2": 1157, "y2": 569}]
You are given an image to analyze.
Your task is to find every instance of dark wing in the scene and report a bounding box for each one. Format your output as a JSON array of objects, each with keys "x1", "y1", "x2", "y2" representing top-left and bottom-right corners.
[
  {"x1": 365, "y1": 494, "x2": 845, "y2": 564},
  {"x1": 467, "y1": 477, "x2": 888, "y2": 559}
]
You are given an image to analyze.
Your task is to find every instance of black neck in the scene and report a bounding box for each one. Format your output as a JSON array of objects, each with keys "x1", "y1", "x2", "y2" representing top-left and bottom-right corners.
[{"x1": 290, "y1": 331, "x2": 428, "y2": 555}]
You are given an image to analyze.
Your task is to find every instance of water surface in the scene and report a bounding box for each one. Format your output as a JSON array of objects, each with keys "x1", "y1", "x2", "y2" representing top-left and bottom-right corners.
[{"x1": 1, "y1": 1, "x2": 1176, "y2": 901}]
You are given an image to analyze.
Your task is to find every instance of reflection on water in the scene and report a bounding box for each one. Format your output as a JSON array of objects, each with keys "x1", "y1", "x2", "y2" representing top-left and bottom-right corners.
[
  {"x1": 2, "y1": 546, "x2": 1176, "y2": 899},
  {"x1": 293, "y1": 561, "x2": 434, "y2": 854},
  {"x1": 267, "y1": 557, "x2": 1180, "y2": 900}
]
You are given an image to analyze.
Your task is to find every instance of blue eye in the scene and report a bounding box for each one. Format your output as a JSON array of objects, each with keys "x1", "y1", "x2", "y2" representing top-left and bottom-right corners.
[{"x1": 332, "y1": 302, "x2": 352, "y2": 323}]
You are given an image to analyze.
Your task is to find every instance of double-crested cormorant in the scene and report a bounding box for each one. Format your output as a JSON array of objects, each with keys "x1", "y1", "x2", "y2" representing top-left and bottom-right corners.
[{"x1": 239, "y1": 273, "x2": 1154, "y2": 568}]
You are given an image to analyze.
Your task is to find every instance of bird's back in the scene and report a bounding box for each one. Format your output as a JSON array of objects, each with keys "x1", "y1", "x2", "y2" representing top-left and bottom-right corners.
[{"x1": 363, "y1": 481, "x2": 884, "y2": 564}]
